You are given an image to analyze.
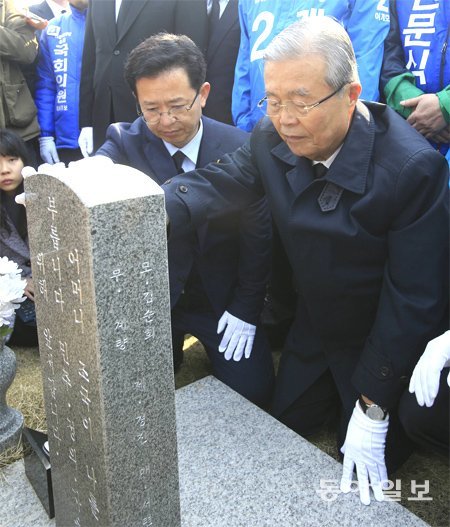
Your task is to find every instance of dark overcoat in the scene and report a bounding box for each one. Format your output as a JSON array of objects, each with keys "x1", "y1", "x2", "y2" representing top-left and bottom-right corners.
[{"x1": 163, "y1": 101, "x2": 449, "y2": 415}]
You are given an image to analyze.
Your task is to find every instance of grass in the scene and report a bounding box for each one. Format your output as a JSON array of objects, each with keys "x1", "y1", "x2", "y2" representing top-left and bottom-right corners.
[{"x1": 2, "y1": 339, "x2": 449, "y2": 526}]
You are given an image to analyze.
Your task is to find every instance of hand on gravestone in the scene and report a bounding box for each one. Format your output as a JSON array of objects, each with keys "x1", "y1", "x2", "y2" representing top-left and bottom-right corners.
[
  {"x1": 15, "y1": 193, "x2": 26, "y2": 207},
  {"x1": 68, "y1": 155, "x2": 113, "y2": 171},
  {"x1": 16, "y1": 166, "x2": 40, "y2": 207},
  {"x1": 21, "y1": 166, "x2": 38, "y2": 178},
  {"x1": 16, "y1": 167, "x2": 35, "y2": 206},
  {"x1": 38, "y1": 162, "x2": 67, "y2": 178},
  {"x1": 217, "y1": 310, "x2": 256, "y2": 361},
  {"x1": 340, "y1": 400, "x2": 389, "y2": 505},
  {"x1": 16, "y1": 164, "x2": 67, "y2": 207}
]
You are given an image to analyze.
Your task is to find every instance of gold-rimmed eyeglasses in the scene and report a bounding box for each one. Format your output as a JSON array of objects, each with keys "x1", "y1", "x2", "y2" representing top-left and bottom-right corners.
[
  {"x1": 137, "y1": 90, "x2": 200, "y2": 124},
  {"x1": 257, "y1": 84, "x2": 347, "y2": 118}
]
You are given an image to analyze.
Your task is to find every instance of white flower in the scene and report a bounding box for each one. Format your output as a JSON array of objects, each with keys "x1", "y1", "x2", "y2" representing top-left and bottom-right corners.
[
  {"x1": 0, "y1": 257, "x2": 26, "y2": 330},
  {"x1": 0, "y1": 256, "x2": 22, "y2": 276}
]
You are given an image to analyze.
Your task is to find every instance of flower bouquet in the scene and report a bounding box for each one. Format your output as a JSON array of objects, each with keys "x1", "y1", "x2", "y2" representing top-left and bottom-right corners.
[{"x1": 0, "y1": 257, "x2": 26, "y2": 342}]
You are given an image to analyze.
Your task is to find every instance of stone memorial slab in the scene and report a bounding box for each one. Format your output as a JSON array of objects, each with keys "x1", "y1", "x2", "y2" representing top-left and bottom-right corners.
[
  {"x1": 24, "y1": 164, "x2": 180, "y2": 526},
  {"x1": 175, "y1": 377, "x2": 429, "y2": 527},
  {"x1": 1, "y1": 376, "x2": 429, "y2": 526}
]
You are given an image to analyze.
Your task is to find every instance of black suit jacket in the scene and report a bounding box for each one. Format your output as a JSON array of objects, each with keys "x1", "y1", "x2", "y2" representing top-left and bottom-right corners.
[
  {"x1": 204, "y1": 0, "x2": 240, "y2": 125},
  {"x1": 97, "y1": 115, "x2": 271, "y2": 323},
  {"x1": 79, "y1": 0, "x2": 208, "y2": 150}
]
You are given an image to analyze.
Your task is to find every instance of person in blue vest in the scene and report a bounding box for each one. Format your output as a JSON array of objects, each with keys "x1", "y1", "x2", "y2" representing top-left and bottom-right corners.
[
  {"x1": 381, "y1": 0, "x2": 449, "y2": 160},
  {"x1": 232, "y1": 0, "x2": 390, "y2": 132},
  {"x1": 34, "y1": 0, "x2": 88, "y2": 165}
]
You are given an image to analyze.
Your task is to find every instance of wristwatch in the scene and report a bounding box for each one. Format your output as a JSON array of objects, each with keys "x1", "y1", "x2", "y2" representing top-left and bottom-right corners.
[{"x1": 358, "y1": 395, "x2": 388, "y2": 421}]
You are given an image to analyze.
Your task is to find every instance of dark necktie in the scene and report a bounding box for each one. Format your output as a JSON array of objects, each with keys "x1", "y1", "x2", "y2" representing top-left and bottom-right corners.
[
  {"x1": 209, "y1": 0, "x2": 221, "y2": 44},
  {"x1": 172, "y1": 150, "x2": 186, "y2": 174},
  {"x1": 116, "y1": 0, "x2": 128, "y2": 33},
  {"x1": 313, "y1": 162, "x2": 328, "y2": 179}
]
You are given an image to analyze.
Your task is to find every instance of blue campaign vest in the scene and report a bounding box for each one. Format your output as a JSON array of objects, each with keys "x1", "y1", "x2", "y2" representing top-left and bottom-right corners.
[
  {"x1": 396, "y1": 0, "x2": 450, "y2": 93},
  {"x1": 232, "y1": 0, "x2": 390, "y2": 131},
  {"x1": 396, "y1": 0, "x2": 449, "y2": 155},
  {"x1": 35, "y1": 8, "x2": 87, "y2": 149}
]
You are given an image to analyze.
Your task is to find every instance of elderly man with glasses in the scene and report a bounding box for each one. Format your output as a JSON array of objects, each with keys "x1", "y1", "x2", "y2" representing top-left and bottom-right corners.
[
  {"x1": 95, "y1": 32, "x2": 275, "y2": 408},
  {"x1": 161, "y1": 17, "x2": 449, "y2": 505}
]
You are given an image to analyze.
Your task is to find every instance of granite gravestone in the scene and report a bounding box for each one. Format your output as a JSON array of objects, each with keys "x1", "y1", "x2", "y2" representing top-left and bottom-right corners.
[{"x1": 25, "y1": 163, "x2": 180, "y2": 526}]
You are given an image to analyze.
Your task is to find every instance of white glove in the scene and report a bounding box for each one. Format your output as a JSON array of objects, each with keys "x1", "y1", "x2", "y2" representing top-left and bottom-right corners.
[
  {"x1": 39, "y1": 136, "x2": 60, "y2": 164},
  {"x1": 16, "y1": 166, "x2": 38, "y2": 207},
  {"x1": 67, "y1": 155, "x2": 112, "y2": 170},
  {"x1": 217, "y1": 310, "x2": 256, "y2": 361},
  {"x1": 17, "y1": 163, "x2": 67, "y2": 206},
  {"x1": 78, "y1": 127, "x2": 94, "y2": 158},
  {"x1": 409, "y1": 330, "x2": 450, "y2": 407},
  {"x1": 340, "y1": 400, "x2": 389, "y2": 505},
  {"x1": 21, "y1": 165, "x2": 38, "y2": 179}
]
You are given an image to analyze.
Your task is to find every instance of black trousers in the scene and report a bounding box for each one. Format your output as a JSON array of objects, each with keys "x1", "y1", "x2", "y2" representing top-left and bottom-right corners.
[
  {"x1": 398, "y1": 368, "x2": 449, "y2": 459},
  {"x1": 8, "y1": 316, "x2": 38, "y2": 347},
  {"x1": 171, "y1": 302, "x2": 275, "y2": 408}
]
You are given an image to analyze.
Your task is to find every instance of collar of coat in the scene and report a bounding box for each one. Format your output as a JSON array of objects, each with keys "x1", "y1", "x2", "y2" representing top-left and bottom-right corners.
[{"x1": 270, "y1": 101, "x2": 375, "y2": 195}]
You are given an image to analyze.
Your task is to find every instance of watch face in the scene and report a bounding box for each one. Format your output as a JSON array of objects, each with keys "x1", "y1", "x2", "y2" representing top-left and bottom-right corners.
[{"x1": 366, "y1": 405, "x2": 386, "y2": 421}]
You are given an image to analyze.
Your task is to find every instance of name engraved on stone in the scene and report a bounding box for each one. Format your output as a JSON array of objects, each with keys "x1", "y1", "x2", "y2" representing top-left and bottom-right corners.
[
  {"x1": 47, "y1": 196, "x2": 60, "y2": 250},
  {"x1": 26, "y1": 166, "x2": 180, "y2": 526}
]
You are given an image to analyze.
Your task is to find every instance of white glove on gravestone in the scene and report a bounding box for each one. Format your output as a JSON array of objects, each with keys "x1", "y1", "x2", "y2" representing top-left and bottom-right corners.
[
  {"x1": 39, "y1": 136, "x2": 60, "y2": 164},
  {"x1": 78, "y1": 126, "x2": 94, "y2": 157},
  {"x1": 16, "y1": 164, "x2": 67, "y2": 207},
  {"x1": 409, "y1": 330, "x2": 450, "y2": 407},
  {"x1": 217, "y1": 310, "x2": 256, "y2": 361},
  {"x1": 340, "y1": 400, "x2": 389, "y2": 505}
]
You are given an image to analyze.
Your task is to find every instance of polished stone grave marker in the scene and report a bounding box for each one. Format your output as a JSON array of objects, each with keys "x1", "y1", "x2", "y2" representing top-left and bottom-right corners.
[{"x1": 25, "y1": 163, "x2": 180, "y2": 526}]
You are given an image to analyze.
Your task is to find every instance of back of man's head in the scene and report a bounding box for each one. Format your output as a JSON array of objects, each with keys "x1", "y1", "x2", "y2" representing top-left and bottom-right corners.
[
  {"x1": 264, "y1": 16, "x2": 359, "y2": 91},
  {"x1": 125, "y1": 33, "x2": 207, "y2": 95}
]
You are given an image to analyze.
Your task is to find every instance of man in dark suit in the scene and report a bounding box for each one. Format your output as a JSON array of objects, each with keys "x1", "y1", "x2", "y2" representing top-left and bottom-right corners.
[
  {"x1": 95, "y1": 33, "x2": 274, "y2": 407},
  {"x1": 78, "y1": 0, "x2": 208, "y2": 155},
  {"x1": 160, "y1": 18, "x2": 449, "y2": 504},
  {"x1": 203, "y1": 0, "x2": 240, "y2": 125}
]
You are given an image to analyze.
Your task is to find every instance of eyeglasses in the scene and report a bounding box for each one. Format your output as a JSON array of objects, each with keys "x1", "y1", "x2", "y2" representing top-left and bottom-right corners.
[
  {"x1": 257, "y1": 84, "x2": 347, "y2": 118},
  {"x1": 137, "y1": 90, "x2": 200, "y2": 124}
]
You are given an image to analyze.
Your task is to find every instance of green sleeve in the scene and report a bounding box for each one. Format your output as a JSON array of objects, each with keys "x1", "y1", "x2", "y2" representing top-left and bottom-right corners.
[
  {"x1": 436, "y1": 86, "x2": 450, "y2": 124},
  {"x1": 384, "y1": 72, "x2": 424, "y2": 118}
]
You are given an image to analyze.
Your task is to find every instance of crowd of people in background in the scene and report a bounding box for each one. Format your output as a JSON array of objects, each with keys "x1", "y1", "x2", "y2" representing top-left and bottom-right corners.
[{"x1": 0, "y1": 0, "x2": 449, "y2": 508}]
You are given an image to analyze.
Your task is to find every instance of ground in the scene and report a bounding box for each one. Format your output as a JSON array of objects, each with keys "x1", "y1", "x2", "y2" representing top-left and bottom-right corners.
[{"x1": 2, "y1": 338, "x2": 449, "y2": 527}]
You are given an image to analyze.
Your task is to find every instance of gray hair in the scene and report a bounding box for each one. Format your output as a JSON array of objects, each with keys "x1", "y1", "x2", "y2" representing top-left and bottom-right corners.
[{"x1": 263, "y1": 16, "x2": 359, "y2": 91}]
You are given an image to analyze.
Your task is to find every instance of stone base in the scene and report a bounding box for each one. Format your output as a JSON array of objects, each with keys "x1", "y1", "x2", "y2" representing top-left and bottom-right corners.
[
  {"x1": 0, "y1": 343, "x2": 23, "y2": 454},
  {"x1": 0, "y1": 377, "x2": 428, "y2": 527},
  {"x1": 22, "y1": 428, "x2": 54, "y2": 519},
  {"x1": 0, "y1": 408, "x2": 23, "y2": 453}
]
